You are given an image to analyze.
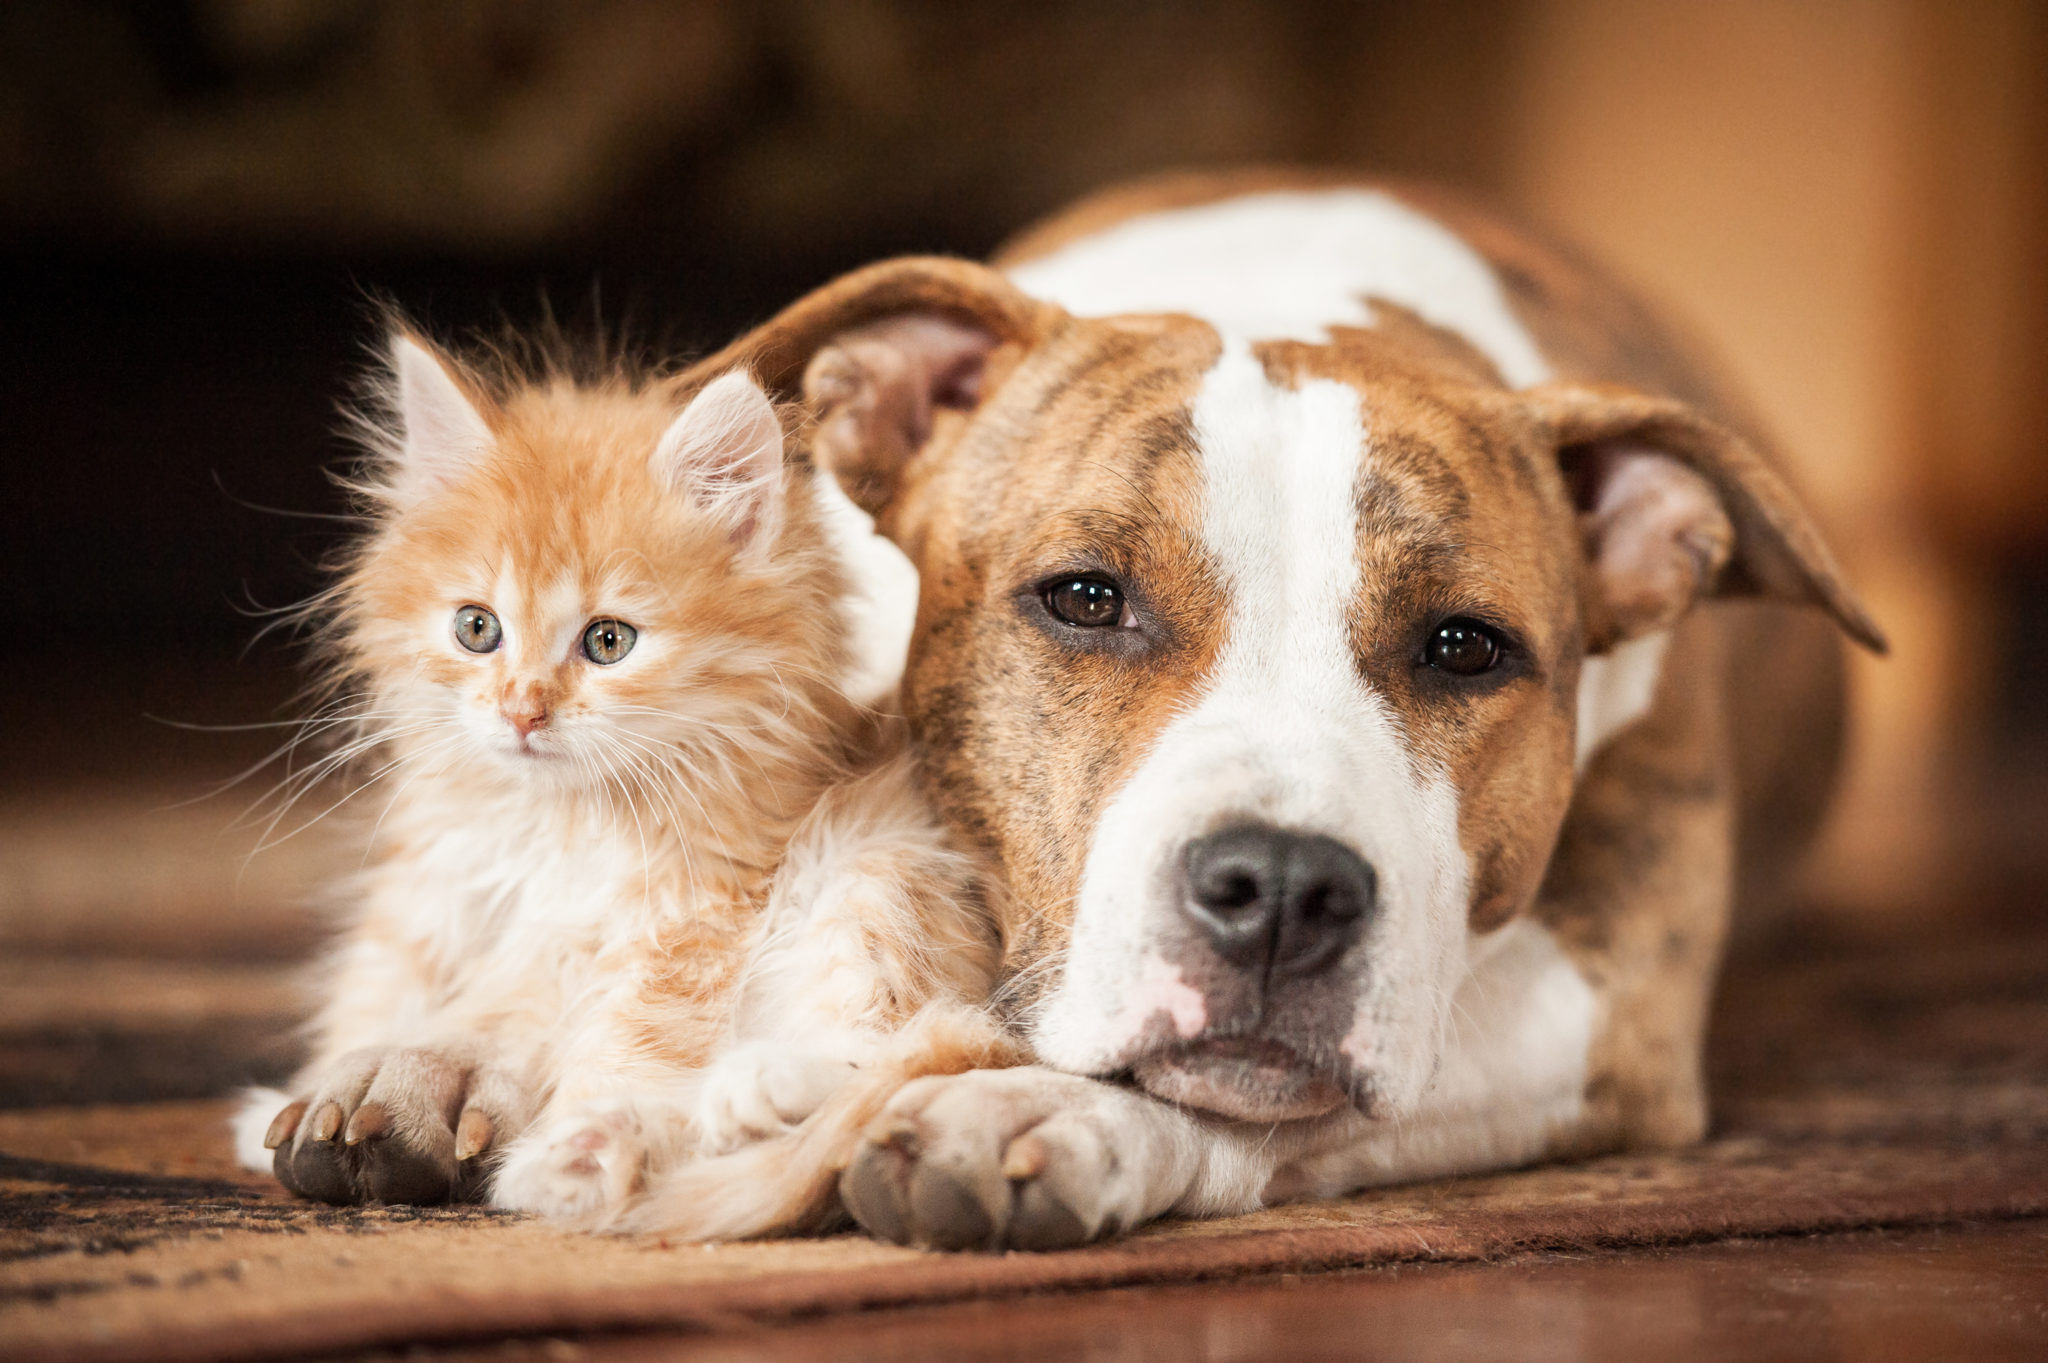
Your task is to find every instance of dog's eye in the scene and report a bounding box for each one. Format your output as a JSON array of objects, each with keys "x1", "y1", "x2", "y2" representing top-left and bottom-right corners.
[
  {"x1": 1044, "y1": 576, "x2": 1126, "y2": 628},
  {"x1": 581, "y1": 618, "x2": 637, "y2": 665},
  {"x1": 453, "y1": 605, "x2": 502, "y2": 654},
  {"x1": 1426, "y1": 618, "x2": 1503, "y2": 675}
]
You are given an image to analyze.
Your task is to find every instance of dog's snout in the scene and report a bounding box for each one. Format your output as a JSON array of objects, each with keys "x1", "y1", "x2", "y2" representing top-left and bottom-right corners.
[{"x1": 1182, "y1": 826, "x2": 1376, "y2": 977}]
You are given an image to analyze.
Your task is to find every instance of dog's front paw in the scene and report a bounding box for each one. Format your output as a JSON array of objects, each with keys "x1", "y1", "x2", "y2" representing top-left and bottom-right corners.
[
  {"x1": 490, "y1": 1104, "x2": 650, "y2": 1223},
  {"x1": 265, "y1": 1048, "x2": 520, "y2": 1206},
  {"x1": 838, "y1": 1067, "x2": 1182, "y2": 1252},
  {"x1": 692, "y1": 1044, "x2": 859, "y2": 1156}
]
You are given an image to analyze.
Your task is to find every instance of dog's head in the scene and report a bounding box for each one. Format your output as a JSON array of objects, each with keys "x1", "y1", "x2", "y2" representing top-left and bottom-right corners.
[{"x1": 704, "y1": 255, "x2": 1884, "y2": 1123}]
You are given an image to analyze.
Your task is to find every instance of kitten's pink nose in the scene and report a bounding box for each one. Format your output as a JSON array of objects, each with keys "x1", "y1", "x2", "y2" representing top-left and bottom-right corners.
[
  {"x1": 502, "y1": 701, "x2": 549, "y2": 738},
  {"x1": 501, "y1": 704, "x2": 544, "y2": 736},
  {"x1": 499, "y1": 680, "x2": 552, "y2": 741}
]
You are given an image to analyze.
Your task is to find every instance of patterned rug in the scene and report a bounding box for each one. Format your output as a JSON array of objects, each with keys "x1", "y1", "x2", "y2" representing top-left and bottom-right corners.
[{"x1": 5, "y1": 901, "x2": 2045, "y2": 1362}]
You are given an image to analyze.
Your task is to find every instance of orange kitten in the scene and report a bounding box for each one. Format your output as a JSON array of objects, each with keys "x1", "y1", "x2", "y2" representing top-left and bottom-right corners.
[{"x1": 233, "y1": 330, "x2": 1006, "y2": 1233}]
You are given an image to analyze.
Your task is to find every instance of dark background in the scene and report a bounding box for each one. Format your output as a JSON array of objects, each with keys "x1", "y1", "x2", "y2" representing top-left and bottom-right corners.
[
  {"x1": 0, "y1": 2, "x2": 1520, "y2": 662},
  {"x1": 2, "y1": 0, "x2": 2044, "y2": 931}
]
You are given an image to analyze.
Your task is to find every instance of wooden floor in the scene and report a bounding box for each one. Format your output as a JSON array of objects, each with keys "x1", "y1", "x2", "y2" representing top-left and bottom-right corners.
[{"x1": 402, "y1": 1222, "x2": 2048, "y2": 1362}]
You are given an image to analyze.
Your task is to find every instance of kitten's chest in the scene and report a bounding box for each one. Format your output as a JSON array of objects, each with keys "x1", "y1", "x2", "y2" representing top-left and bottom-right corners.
[{"x1": 376, "y1": 809, "x2": 756, "y2": 967}]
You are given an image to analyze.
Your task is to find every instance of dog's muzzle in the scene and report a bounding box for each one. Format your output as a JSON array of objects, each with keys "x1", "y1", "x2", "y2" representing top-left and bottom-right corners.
[{"x1": 1124, "y1": 824, "x2": 1379, "y2": 1122}]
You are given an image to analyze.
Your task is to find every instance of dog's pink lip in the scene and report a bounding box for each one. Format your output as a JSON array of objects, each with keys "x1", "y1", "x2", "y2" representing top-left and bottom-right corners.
[{"x1": 1129, "y1": 1037, "x2": 1349, "y2": 1122}]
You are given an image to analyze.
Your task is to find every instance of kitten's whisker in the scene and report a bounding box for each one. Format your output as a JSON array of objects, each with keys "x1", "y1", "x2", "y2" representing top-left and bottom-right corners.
[
  {"x1": 605, "y1": 728, "x2": 749, "y2": 883},
  {"x1": 358, "y1": 732, "x2": 472, "y2": 862},
  {"x1": 590, "y1": 732, "x2": 663, "y2": 903},
  {"x1": 166, "y1": 705, "x2": 429, "y2": 811},
  {"x1": 598, "y1": 731, "x2": 704, "y2": 898},
  {"x1": 227, "y1": 720, "x2": 445, "y2": 831},
  {"x1": 247, "y1": 728, "x2": 460, "y2": 856}
]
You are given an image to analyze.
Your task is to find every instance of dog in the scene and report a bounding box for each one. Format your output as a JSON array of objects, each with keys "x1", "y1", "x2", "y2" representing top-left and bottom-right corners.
[{"x1": 681, "y1": 170, "x2": 1885, "y2": 1250}]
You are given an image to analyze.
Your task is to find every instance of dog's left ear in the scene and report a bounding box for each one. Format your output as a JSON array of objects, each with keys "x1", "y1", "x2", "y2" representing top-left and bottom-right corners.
[
  {"x1": 1524, "y1": 382, "x2": 1887, "y2": 654},
  {"x1": 671, "y1": 257, "x2": 1063, "y2": 521}
]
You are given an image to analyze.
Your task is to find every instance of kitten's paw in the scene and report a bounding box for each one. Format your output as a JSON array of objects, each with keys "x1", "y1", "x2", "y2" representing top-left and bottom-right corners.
[
  {"x1": 266, "y1": 1048, "x2": 521, "y2": 1207},
  {"x1": 693, "y1": 1044, "x2": 859, "y2": 1156},
  {"x1": 491, "y1": 1105, "x2": 648, "y2": 1223}
]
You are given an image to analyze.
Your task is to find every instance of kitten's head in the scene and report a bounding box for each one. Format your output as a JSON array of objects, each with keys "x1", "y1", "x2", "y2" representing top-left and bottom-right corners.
[{"x1": 332, "y1": 332, "x2": 848, "y2": 804}]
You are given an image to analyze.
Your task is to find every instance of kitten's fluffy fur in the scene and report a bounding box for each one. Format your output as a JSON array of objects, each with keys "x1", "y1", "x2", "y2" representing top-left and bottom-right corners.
[{"x1": 234, "y1": 331, "x2": 1013, "y2": 1235}]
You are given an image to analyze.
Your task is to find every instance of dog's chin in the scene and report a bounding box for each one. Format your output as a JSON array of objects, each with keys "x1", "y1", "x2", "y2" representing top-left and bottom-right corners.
[{"x1": 1130, "y1": 1039, "x2": 1348, "y2": 1122}]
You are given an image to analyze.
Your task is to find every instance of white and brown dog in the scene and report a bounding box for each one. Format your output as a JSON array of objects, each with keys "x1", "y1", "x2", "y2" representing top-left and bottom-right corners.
[{"x1": 689, "y1": 170, "x2": 1886, "y2": 1250}]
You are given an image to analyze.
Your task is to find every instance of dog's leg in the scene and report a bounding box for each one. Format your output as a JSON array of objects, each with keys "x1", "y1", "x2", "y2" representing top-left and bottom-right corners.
[
  {"x1": 838, "y1": 1066, "x2": 1266, "y2": 1250},
  {"x1": 1539, "y1": 628, "x2": 1739, "y2": 1155}
]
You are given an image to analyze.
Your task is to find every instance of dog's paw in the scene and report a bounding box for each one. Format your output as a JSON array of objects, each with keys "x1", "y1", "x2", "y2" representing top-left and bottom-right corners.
[
  {"x1": 266, "y1": 1048, "x2": 518, "y2": 1207},
  {"x1": 490, "y1": 1104, "x2": 648, "y2": 1223},
  {"x1": 692, "y1": 1044, "x2": 859, "y2": 1156},
  {"x1": 838, "y1": 1066, "x2": 1179, "y2": 1252}
]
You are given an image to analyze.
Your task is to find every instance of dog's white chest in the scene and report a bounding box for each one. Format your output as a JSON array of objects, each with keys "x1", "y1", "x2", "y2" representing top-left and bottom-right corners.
[
  {"x1": 1006, "y1": 189, "x2": 1550, "y2": 386},
  {"x1": 1265, "y1": 918, "x2": 1600, "y2": 1199}
]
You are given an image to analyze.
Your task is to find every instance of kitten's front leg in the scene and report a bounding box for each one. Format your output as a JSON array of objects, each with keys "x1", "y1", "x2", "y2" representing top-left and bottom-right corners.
[
  {"x1": 691, "y1": 1038, "x2": 869, "y2": 1156},
  {"x1": 261, "y1": 1043, "x2": 534, "y2": 1205},
  {"x1": 245, "y1": 918, "x2": 540, "y2": 1205},
  {"x1": 489, "y1": 1091, "x2": 690, "y2": 1223},
  {"x1": 687, "y1": 748, "x2": 1005, "y2": 1157},
  {"x1": 488, "y1": 977, "x2": 713, "y2": 1222}
]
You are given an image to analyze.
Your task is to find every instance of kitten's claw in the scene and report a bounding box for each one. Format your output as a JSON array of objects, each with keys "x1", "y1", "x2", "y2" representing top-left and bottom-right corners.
[
  {"x1": 871, "y1": 1115, "x2": 921, "y2": 1155},
  {"x1": 263, "y1": 1100, "x2": 306, "y2": 1150},
  {"x1": 343, "y1": 1101, "x2": 391, "y2": 1145},
  {"x1": 269, "y1": 1048, "x2": 528, "y2": 1207},
  {"x1": 308, "y1": 1101, "x2": 343, "y2": 1142},
  {"x1": 455, "y1": 1107, "x2": 495, "y2": 1161}
]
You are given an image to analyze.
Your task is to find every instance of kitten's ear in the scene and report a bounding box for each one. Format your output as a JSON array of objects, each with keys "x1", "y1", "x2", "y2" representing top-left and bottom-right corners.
[
  {"x1": 389, "y1": 334, "x2": 494, "y2": 504},
  {"x1": 653, "y1": 370, "x2": 786, "y2": 547}
]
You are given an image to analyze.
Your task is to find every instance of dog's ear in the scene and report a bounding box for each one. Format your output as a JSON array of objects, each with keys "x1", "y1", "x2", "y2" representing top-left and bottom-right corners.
[
  {"x1": 678, "y1": 258, "x2": 1062, "y2": 517},
  {"x1": 1524, "y1": 381, "x2": 1887, "y2": 655}
]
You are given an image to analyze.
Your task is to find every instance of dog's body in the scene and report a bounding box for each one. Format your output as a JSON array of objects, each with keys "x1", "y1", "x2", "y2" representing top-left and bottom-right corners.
[{"x1": 688, "y1": 171, "x2": 1882, "y2": 1249}]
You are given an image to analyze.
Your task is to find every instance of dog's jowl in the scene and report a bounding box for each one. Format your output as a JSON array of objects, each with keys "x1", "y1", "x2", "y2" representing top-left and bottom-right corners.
[{"x1": 688, "y1": 171, "x2": 1886, "y2": 1250}]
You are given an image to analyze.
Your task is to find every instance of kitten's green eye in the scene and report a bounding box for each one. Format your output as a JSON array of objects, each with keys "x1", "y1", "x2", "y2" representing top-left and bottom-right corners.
[
  {"x1": 581, "y1": 618, "x2": 637, "y2": 665},
  {"x1": 453, "y1": 605, "x2": 502, "y2": 653}
]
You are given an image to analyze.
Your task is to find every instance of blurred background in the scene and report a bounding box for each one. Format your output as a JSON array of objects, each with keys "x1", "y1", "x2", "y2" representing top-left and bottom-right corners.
[{"x1": 2, "y1": 0, "x2": 2043, "y2": 1106}]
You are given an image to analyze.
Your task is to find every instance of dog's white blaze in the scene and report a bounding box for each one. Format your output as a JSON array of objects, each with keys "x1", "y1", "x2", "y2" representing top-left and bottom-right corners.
[
  {"x1": 1032, "y1": 343, "x2": 1468, "y2": 1105},
  {"x1": 1008, "y1": 189, "x2": 1552, "y2": 386},
  {"x1": 1576, "y1": 631, "x2": 1671, "y2": 770}
]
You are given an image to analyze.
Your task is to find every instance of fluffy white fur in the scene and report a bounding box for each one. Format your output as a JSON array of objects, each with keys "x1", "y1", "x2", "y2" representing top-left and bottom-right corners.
[
  {"x1": 1006, "y1": 188, "x2": 1552, "y2": 383},
  {"x1": 241, "y1": 342, "x2": 1002, "y2": 1237}
]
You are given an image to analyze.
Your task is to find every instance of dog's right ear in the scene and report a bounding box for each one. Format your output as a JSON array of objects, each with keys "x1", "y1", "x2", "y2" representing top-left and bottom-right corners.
[{"x1": 682, "y1": 258, "x2": 1062, "y2": 517}]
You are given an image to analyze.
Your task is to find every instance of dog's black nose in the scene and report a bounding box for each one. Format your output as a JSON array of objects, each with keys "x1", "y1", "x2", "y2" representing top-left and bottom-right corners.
[{"x1": 1182, "y1": 826, "x2": 1376, "y2": 977}]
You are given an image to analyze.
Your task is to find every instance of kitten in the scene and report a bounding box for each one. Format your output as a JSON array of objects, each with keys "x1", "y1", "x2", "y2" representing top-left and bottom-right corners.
[{"x1": 233, "y1": 330, "x2": 1012, "y2": 1234}]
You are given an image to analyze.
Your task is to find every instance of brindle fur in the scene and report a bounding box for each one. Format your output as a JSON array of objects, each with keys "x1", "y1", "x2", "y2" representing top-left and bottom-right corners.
[{"x1": 671, "y1": 170, "x2": 1882, "y2": 1245}]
